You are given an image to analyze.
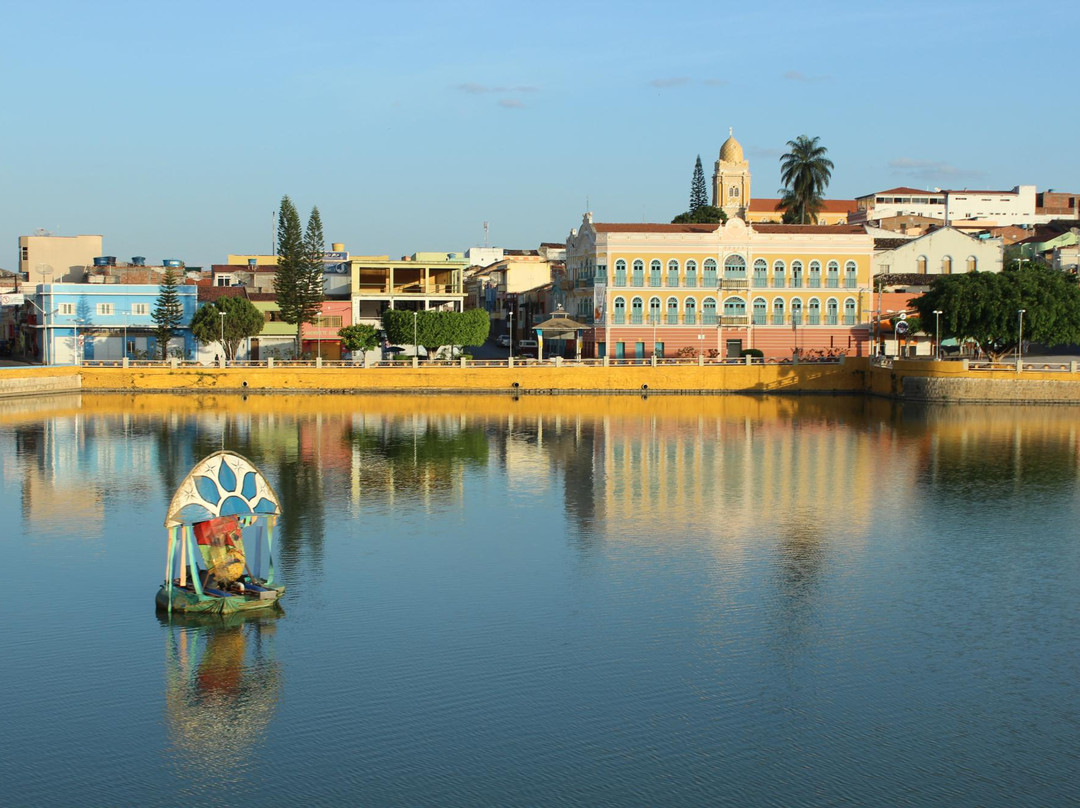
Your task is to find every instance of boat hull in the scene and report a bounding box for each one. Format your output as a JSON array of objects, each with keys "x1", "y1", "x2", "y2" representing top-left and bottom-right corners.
[{"x1": 155, "y1": 584, "x2": 285, "y2": 615}]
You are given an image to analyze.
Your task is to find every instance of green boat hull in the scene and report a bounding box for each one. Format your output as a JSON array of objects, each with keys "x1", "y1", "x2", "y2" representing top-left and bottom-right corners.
[{"x1": 155, "y1": 584, "x2": 285, "y2": 615}]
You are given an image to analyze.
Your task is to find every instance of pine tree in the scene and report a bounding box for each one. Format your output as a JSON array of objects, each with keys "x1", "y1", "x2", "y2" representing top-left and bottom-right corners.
[
  {"x1": 151, "y1": 266, "x2": 185, "y2": 360},
  {"x1": 273, "y1": 195, "x2": 307, "y2": 356},
  {"x1": 298, "y1": 206, "x2": 327, "y2": 353},
  {"x1": 690, "y1": 155, "x2": 708, "y2": 212}
]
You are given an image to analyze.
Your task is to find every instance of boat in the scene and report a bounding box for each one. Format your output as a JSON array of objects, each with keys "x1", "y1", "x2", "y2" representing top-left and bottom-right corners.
[{"x1": 157, "y1": 450, "x2": 285, "y2": 614}]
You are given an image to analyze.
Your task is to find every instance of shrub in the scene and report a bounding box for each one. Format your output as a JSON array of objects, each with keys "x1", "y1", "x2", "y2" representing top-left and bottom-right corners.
[{"x1": 740, "y1": 348, "x2": 764, "y2": 358}]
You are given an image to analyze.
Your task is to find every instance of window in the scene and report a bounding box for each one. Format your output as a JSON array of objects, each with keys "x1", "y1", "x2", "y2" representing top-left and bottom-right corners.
[
  {"x1": 752, "y1": 297, "x2": 767, "y2": 325},
  {"x1": 723, "y1": 297, "x2": 746, "y2": 318},
  {"x1": 632, "y1": 260, "x2": 644, "y2": 287},
  {"x1": 216, "y1": 276, "x2": 231, "y2": 287},
  {"x1": 826, "y1": 298, "x2": 838, "y2": 325},
  {"x1": 791, "y1": 261, "x2": 803, "y2": 288},
  {"x1": 808, "y1": 261, "x2": 821, "y2": 288},
  {"x1": 614, "y1": 260, "x2": 627, "y2": 287},
  {"x1": 772, "y1": 298, "x2": 785, "y2": 325},
  {"x1": 844, "y1": 260, "x2": 857, "y2": 288},
  {"x1": 844, "y1": 298, "x2": 857, "y2": 325},
  {"x1": 773, "y1": 260, "x2": 786, "y2": 288},
  {"x1": 808, "y1": 298, "x2": 821, "y2": 325},
  {"x1": 21, "y1": 246, "x2": 28, "y2": 262},
  {"x1": 58, "y1": 303, "x2": 75, "y2": 315},
  {"x1": 666, "y1": 297, "x2": 679, "y2": 324},
  {"x1": 753, "y1": 259, "x2": 768, "y2": 286},
  {"x1": 684, "y1": 297, "x2": 697, "y2": 324},
  {"x1": 702, "y1": 297, "x2": 718, "y2": 325},
  {"x1": 315, "y1": 315, "x2": 343, "y2": 328},
  {"x1": 648, "y1": 297, "x2": 661, "y2": 324},
  {"x1": 667, "y1": 260, "x2": 679, "y2": 287},
  {"x1": 265, "y1": 310, "x2": 286, "y2": 322},
  {"x1": 96, "y1": 303, "x2": 114, "y2": 316},
  {"x1": 967, "y1": 255, "x2": 977, "y2": 272},
  {"x1": 723, "y1": 254, "x2": 746, "y2": 279},
  {"x1": 730, "y1": 186, "x2": 740, "y2": 198},
  {"x1": 791, "y1": 298, "x2": 804, "y2": 326},
  {"x1": 826, "y1": 260, "x2": 839, "y2": 288},
  {"x1": 595, "y1": 263, "x2": 607, "y2": 284},
  {"x1": 941, "y1": 255, "x2": 952, "y2": 274},
  {"x1": 613, "y1": 297, "x2": 626, "y2": 324},
  {"x1": 131, "y1": 303, "x2": 149, "y2": 315},
  {"x1": 631, "y1": 297, "x2": 644, "y2": 324},
  {"x1": 685, "y1": 260, "x2": 698, "y2": 288},
  {"x1": 703, "y1": 258, "x2": 718, "y2": 286},
  {"x1": 650, "y1": 260, "x2": 662, "y2": 287},
  {"x1": 917, "y1": 255, "x2": 928, "y2": 274}
]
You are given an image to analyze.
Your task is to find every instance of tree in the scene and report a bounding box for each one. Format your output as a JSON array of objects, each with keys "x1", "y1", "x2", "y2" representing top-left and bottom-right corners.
[
  {"x1": 776, "y1": 135, "x2": 834, "y2": 224},
  {"x1": 274, "y1": 197, "x2": 325, "y2": 355},
  {"x1": 672, "y1": 205, "x2": 727, "y2": 225},
  {"x1": 338, "y1": 323, "x2": 380, "y2": 356},
  {"x1": 912, "y1": 266, "x2": 1080, "y2": 360},
  {"x1": 190, "y1": 297, "x2": 265, "y2": 360},
  {"x1": 381, "y1": 309, "x2": 490, "y2": 358},
  {"x1": 689, "y1": 155, "x2": 708, "y2": 212},
  {"x1": 151, "y1": 266, "x2": 185, "y2": 360}
]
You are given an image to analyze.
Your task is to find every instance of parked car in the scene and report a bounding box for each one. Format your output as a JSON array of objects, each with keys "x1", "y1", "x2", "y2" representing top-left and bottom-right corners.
[
  {"x1": 517, "y1": 339, "x2": 538, "y2": 358},
  {"x1": 496, "y1": 334, "x2": 511, "y2": 347}
]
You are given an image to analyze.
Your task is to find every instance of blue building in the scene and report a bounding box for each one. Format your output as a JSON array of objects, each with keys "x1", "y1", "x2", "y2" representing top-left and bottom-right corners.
[{"x1": 33, "y1": 283, "x2": 199, "y2": 364}]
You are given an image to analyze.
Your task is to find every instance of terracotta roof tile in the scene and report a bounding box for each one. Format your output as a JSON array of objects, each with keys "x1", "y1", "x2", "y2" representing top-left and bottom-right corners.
[{"x1": 748, "y1": 198, "x2": 857, "y2": 214}]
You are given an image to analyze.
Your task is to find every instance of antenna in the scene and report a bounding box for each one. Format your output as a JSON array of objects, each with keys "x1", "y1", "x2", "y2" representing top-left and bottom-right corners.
[{"x1": 483, "y1": 221, "x2": 489, "y2": 248}]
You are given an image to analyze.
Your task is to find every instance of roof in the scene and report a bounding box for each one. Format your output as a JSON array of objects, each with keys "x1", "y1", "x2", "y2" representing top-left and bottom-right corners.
[
  {"x1": 874, "y1": 238, "x2": 912, "y2": 250},
  {"x1": 212, "y1": 263, "x2": 277, "y2": 273},
  {"x1": 591, "y1": 222, "x2": 867, "y2": 235},
  {"x1": 749, "y1": 198, "x2": 858, "y2": 214},
  {"x1": 865, "y1": 187, "x2": 941, "y2": 196},
  {"x1": 752, "y1": 224, "x2": 866, "y2": 234},
  {"x1": 197, "y1": 286, "x2": 250, "y2": 302},
  {"x1": 503, "y1": 249, "x2": 540, "y2": 256}
]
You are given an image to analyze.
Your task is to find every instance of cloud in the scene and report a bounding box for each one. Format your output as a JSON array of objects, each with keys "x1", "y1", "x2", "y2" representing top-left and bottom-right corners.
[
  {"x1": 650, "y1": 77, "x2": 690, "y2": 88},
  {"x1": 888, "y1": 157, "x2": 987, "y2": 182},
  {"x1": 783, "y1": 70, "x2": 831, "y2": 83},
  {"x1": 456, "y1": 83, "x2": 538, "y2": 94},
  {"x1": 703, "y1": 78, "x2": 730, "y2": 87},
  {"x1": 498, "y1": 98, "x2": 525, "y2": 109}
]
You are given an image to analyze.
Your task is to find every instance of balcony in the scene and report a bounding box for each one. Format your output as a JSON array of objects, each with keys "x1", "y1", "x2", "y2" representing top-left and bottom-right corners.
[
  {"x1": 772, "y1": 278, "x2": 786, "y2": 289},
  {"x1": 666, "y1": 314, "x2": 679, "y2": 325},
  {"x1": 826, "y1": 278, "x2": 839, "y2": 288},
  {"x1": 684, "y1": 313, "x2": 697, "y2": 325},
  {"x1": 751, "y1": 314, "x2": 767, "y2": 325},
  {"x1": 721, "y1": 315, "x2": 749, "y2": 326},
  {"x1": 772, "y1": 314, "x2": 785, "y2": 325},
  {"x1": 808, "y1": 314, "x2": 821, "y2": 325},
  {"x1": 844, "y1": 278, "x2": 858, "y2": 288},
  {"x1": 753, "y1": 274, "x2": 768, "y2": 287},
  {"x1": 844, "y1": 315, "x2": 857, "y2": 325},
  {"x1": 808, "y1": 278, "x2": 821, "y2": 288},
  {"x1": 701, "y1": 313, "x2": 718, "y2": 325},
  {"x1": 791, "y1": 278, "x2": 803, "y2": 288},
  {"x1": 720, "y1": 277, "x2": 748, "y2": 290},
  {"x1": 826, "y1": 314, "x2": 838, "y2": 325}
]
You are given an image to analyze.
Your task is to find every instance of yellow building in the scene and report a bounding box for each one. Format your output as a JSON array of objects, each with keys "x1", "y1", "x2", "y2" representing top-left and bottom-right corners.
[{"x1": 564, "y1": 213, "x2": 874, "y2": 360}]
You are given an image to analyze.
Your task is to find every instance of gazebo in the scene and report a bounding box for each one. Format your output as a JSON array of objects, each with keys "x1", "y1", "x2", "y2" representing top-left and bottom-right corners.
[{"x1": 533, "y1": 308, "x2": 589, "y2": 359}]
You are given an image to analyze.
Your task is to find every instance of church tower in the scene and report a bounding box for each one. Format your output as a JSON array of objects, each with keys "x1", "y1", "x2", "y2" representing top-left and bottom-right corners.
[{"x1": 712, "y1": 128, "x2": 751, "y2": 219}]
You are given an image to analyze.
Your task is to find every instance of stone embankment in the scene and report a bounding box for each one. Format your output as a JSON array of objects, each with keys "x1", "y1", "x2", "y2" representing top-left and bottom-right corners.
[{"x1": 0, "y1": 366, "x2": 81, "y2": 399}]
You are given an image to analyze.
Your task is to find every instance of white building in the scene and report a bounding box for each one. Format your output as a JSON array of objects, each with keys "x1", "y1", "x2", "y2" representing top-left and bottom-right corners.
[
  {"x1": 874, "y1": 227, "x2": 1003, "y2": 277},
  {"x1": 854, "y1": 185, "x2": 1063, "y2": 228}
]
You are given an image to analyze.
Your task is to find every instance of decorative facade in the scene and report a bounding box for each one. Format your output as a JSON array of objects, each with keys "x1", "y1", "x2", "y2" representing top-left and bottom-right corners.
[{"x1": 712, "y1": 129, "x2": 751, "y2": 219}]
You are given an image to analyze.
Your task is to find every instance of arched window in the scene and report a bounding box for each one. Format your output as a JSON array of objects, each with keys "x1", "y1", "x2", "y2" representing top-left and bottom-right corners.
[
  {"x1": 808, "y1": 297, "x2": 821, "y2": 325},
  {"x1": 773, "y1": 260, "x2": 786, "y2": 288},
  {"x1": 753, "y1": 259, "x2": 768, "y2": 286},
  {"x1": 685, "y1": 260, "x2": 698, "y2": 288},
  {"x1": 613, "y1": 297, "x2": 626, "y2": 324},
  {"x1": 772, "y1": 297, "x2": 785, "y2": 325},
  {"x1": 752, "y1": 297, "x2": 767, "y2": 325},
  {"x1": 844, "y1": 260, "x2": 857, "y2": 288},
  {"x1": 632, "y1": 260, "x2": 644, "y2": 287},
  {"x1": 826, "y1": 260, "x2": 840, "y2": 288},
  {"x1": 966, "y1": 255, "x2": 978, "y2": 272},
  {"x1": 724, "y1": 296, "x2": 746, "y2": 318},
  {"x1": 684, "y1": 296, "x2": 697, "y2": 324},
  {"x1": 844, "y1": 298, "x2": 857, "y2": 325},
  {"x1": 826, "y1": 298, "x2": 839, "y2": 325},
  {"x1": 667, "y1": 260, "x2": 679, "y2": 287},
  {"x1": 917, "y1": 255, "x2": 928, "y2": 274},
  {"x1": 702, "y1": 297, "x2": 718, "y2": 324},
  {"x1": 791, "y1": 297, "x2": 803, "y2": 325},
  {"x1": 724, "y1": 254, "x2": 746, "y2": 279},
  {"x1": 941, "y1": 255, "x2": 952, "y2": 274},
  {"x1": 648, "y1": 296, "x2": 661, "y2": 323},
  {"x1": 614, "y1": 259, "x2": 627, "y2": 287},
  {"x1": 631, "y1": 296, "x2": 644, "y2": 324},
  {"x1": 666, "y1": 296, "x2": 679, "y2": 324},
  {"x1": 703, "y1": 258, "x2": 718, "y2": 286},
  {"x1": 650, "y1": 260, "x2": 662, "y2": 286},
  {"x1": 791, "y1": 260, "x2": 803, "y2": 288},
  {"x1": 729, "y1": 185, "x2": 740, "y2": 198},
  {"x1": 808, "y1": 260, "x2": 822, "y2": 288}
]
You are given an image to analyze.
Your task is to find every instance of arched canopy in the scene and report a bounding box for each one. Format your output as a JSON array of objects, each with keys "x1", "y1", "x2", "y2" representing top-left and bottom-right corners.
[{"x1": 165, "y1": 451, "x2": 281, "y2": 528}]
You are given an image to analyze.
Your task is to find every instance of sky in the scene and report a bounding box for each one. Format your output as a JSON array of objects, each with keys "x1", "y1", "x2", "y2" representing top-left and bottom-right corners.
[{"x1": 3, "y1": 0, "x2": 1078, "y2": 269}]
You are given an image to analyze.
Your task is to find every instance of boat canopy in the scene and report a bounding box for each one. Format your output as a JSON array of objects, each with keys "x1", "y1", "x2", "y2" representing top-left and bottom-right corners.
[{"x1": 164, "y1": 450, "x2": 281, "y2": 529}]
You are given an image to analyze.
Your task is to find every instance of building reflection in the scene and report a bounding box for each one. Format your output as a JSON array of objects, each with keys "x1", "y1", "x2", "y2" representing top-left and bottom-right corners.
[{"x1": 161, "y1": 611, "x2": 283, "y2": 780}]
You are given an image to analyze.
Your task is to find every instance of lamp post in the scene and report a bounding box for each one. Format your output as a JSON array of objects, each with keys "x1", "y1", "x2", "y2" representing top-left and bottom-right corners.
[
  {"x1": 933, "y1": 310, "x2": 942, "y2": 360},
  {"x1": 123, "y1": 312, "x2": 128, "y2": 360},
  {"x1": 1018, "y1": 309, "x2": 1026, "y2": 364},
  {"x1": 219, "y1": 310, "x2": 226, "y2": 363},
  {"x1": 413, "y1": 310, "x2": 418, "y2": 360},
  {"x1": 508, "y1": 308, "x2": 514, "y2": 360}
]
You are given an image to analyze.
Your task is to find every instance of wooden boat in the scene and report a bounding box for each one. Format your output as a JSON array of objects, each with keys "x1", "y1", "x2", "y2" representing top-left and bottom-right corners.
[{"x1": 157, "y1": 450, "x2": 285, "y2": 614}]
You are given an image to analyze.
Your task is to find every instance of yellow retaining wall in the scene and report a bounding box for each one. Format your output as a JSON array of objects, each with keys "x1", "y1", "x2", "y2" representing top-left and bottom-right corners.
[
  {"x1": 868, "y1": 360, "x2": 1080, "y2": 402},
  {"x1": 0, "y1": 365, "x2": 81, "y2": 398},
  {"x1": 77, "y1": 361, "x2": 865, "y2": 395}
]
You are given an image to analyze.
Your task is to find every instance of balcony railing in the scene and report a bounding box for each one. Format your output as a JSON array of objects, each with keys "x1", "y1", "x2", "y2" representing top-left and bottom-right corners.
[
  {"x1": 666, "y1": 314, "x2": 679, "y2": 325},
  {"x1": 613, "y1": 314, "x2": 626, "y2": 325},
  {"x1": 721, "y1": 315, "x2": 749, "y2": 326},
  {"x1": 844, "y1": 315, "x2": 857, "y2": 325},
  {"x1": 701, "y1": 313, "x2": 718, "y2": 325},
  {"x1": 631, "y1": 313, "x2": 644, "y2": 324},
  {"x1": 826, "y1": 314, "x2": 838, "y2": 325},
  {"x1": 808, "y1": 278, "x2": 821, "y2": 288},
  {"x1": 751, "y1": 314, "x2": 767, "y2": 325},
  {"x1": 772, "y1": 278, "x2": 786, "y2": 288},
  {"x1": 826, "y1": 278, "x2": 839, "y2": 288},
  {"x1": 753, "y1": 274, "x2": 768, "y2": 287},
  {"x1": 684, "y1": 313, "x2": 697, "y2": 325},
  {"x1": 808, "y1": 314, "x2": 821, "y2": 325},
  {"x1": 791, "y1": 278, "x2": 803, "y2": 288},
  {"x1": 845, "y1": 278, "x2": 858, "y2": 288},
  {"x1": 772, "y1": 314, "x2": 785, "y2": 325},
  {"x1": 685, "y1": 278, "x2": 698, "y2": 288},
  {"x1": 719, "y1": 277, "x2": 747, "y2": 289}
]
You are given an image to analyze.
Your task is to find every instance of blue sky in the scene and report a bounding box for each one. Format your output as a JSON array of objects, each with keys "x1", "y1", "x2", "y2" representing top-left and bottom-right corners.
[{"x1": 3, "y1": 0, "x2": 1078, "y2": 268}]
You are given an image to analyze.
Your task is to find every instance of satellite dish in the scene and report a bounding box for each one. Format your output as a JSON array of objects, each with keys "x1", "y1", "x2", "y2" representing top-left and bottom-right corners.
[{"x1": 897, "y1": 312, "x2": 907, "y2": 320}]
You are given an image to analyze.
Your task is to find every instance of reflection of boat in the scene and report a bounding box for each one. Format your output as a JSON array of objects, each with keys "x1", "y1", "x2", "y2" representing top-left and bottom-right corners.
[
  {"x1": 157, "y1": 450, "x2": 285, "y2": 614},
  {"x1": 160, "y1": 610, "x2": 283, "y2": 773}
]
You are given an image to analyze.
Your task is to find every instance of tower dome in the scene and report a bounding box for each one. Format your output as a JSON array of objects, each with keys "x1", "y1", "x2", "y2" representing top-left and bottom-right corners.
[{"x1": 719, "y1": 127, "x2": 744, "y2": 163}]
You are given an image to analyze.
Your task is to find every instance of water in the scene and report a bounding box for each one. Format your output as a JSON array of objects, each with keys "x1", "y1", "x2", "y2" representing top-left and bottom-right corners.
[{"x1": 2, "y1": 393, "x2": 1080, "y2": 807}]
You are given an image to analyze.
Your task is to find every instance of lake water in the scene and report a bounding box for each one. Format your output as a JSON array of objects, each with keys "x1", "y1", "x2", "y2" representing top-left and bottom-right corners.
[{"x1": 2, "y1": 393, "x2": 1080, "y2": 807}]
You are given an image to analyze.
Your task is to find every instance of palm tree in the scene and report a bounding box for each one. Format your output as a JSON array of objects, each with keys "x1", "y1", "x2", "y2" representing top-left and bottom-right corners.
[{"x1": 777, "y1": 135, "x2": 834, "y2": 224}]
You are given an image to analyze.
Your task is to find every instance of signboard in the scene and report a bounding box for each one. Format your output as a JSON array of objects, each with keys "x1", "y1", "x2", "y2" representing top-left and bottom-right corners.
[
  {"x1": 322, "y1": 251, "x2": 350, "y2": 274},
  {"x1": 593, "y1": 283, "x2": 607, "y2": 325},
  {"x1": 0, "y1": 293, "x2": 25, "y2": 307},
  {"x1": 895, "y1": 320, "x2": 909, "y2": 335}
]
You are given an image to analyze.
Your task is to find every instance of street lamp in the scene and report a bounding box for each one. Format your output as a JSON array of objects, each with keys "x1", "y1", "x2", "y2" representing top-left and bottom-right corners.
[
  {"x1": 413, "y1": 310, "x2": 418, "y2": 360},
  {"x1": 219, "y1": 311, "x2": 226, "y2": 364},
  {"x1": 933, "y1": 310, "x2": 942, "y2": 360},
  {"x1": 508, "y1": 308, "x2": 514, "y2": 360},
  {"x1": 1018, "y1": 309, "x2": 1026, "y2": 364}
]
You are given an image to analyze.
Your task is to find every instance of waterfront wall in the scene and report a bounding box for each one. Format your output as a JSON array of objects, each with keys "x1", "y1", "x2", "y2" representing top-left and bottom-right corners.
[
  {"x1": 0, "y1": 367, "x2": 81, "y2": 399},
  {"x1": 868, "y1": 360, "x2": 1080, "y2": 403}
]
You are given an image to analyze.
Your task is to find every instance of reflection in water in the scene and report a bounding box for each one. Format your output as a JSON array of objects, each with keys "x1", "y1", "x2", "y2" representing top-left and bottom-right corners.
[{"x1": 161, "y1": 611, "x2": 283, "y2": 781}]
